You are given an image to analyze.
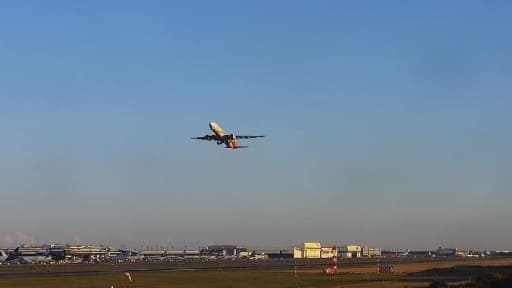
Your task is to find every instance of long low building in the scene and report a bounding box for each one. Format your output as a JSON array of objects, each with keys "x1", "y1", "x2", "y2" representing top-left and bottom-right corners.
[
  {"x1": 14, "y1": 245, "x2": 47, "y2": 256},
  {"x1": 339, "y1": 245, "x2": 361, "y2": 258},
  {"x1": 65, "y1": 245, "x2": 109, "y2": 262},
  {"x1": 201, "y1": 245, "x2": 247, "y2": 257},
  {"x1": 294, "y1": 243, "x2": 337, "y2": 259},
  {"x1": 140, "y1": 250, "x2": 166, "y2": 258},
  {"x1": 361, "y1": 246, "x2": 382, "y2": 258}
]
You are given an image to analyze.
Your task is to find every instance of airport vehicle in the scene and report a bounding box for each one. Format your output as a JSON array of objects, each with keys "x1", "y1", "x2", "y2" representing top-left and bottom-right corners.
[{"x1": 192, "y1": 122, "x2": 264, "y2": 149}]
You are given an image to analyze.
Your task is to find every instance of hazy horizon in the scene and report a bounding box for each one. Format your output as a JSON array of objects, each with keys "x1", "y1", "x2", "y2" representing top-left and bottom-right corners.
[{"x1": 1, "y1": 1, "x2": 511, "y2": 251}]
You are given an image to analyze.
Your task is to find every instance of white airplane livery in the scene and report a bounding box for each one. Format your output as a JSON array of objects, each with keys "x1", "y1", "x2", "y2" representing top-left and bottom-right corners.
[{"x1": 192, "y1": 122, "x2": 264, "y2": 149}]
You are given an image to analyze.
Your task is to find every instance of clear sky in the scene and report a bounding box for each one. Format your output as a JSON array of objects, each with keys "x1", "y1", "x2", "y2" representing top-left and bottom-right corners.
[{"x1": 1, "y1": 0, "x2": 511, "y2": 250}]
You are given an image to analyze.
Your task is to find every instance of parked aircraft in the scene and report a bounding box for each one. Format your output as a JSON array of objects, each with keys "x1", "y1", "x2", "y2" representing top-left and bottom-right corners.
[
  {"x1": 18, "y1": 255, "x2": 53, "y2": 264},
  {"x1": 382, "y1": 249, "x2": 411, "y2": 258},
  {"x1": 249, "y1": 252, "x2": 266, "y2": 260},
  {"x1": 192, "y1": 122, "x2": 264, "y2": 149}
]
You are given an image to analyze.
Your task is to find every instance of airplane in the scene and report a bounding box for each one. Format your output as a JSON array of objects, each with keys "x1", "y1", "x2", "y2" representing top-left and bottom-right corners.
[
  {"x1": 192, "y1": 122, "x2": 264, "y2": 149},
  {"x1": 249, "y1": 251, "x2": 267, "y2": 260},
  {"x1": 18, "y1": 255, "x2": 53, "y2": 264}
]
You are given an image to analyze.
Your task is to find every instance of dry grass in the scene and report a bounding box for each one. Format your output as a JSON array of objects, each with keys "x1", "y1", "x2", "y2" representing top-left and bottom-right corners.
[
  {"x1": 0, "y1": 270, "x2": 399, "y2": 288},
  {"x1": 0, "y1": 258, "x2": 510, "y2": 288}
]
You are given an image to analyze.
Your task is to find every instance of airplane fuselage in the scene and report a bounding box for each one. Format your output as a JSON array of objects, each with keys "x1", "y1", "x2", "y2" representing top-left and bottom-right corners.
[{"x1": 209, "y1": 122, "x2": 240, "y2": 149}]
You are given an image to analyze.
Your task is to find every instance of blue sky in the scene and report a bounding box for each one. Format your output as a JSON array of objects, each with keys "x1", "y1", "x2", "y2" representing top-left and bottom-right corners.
[{"x1": 1, "y1": 0, "x2": 511, "y2": 250}]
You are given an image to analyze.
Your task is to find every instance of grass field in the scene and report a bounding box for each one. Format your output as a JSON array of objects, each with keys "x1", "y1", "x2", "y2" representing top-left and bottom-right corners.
[
  {"x1": 0, "y1": 258, "x2": 511, "y2": 288},
  {"x1": 0, "y1": 270, "x2": 406, "y2": 288}
]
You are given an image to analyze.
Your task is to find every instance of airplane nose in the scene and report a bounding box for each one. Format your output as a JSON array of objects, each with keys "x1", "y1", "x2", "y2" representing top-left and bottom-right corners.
[{"x1": 209, "y1": 122, "x2": 216, "y2": 129}]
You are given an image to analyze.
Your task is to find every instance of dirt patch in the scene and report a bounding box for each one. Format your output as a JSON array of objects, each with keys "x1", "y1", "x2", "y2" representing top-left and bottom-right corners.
[{"x1": 338, "y1": 258, "x2": 512, "y2": 274}]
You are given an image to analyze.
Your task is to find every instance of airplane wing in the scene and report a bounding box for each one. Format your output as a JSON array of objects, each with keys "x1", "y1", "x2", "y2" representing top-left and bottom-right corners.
[
  {"x1": 191, "y1": 135, "x2": 217, "y2": 141},
  {"x1": 235, "y1": 135, "x2": 265, "y2": 139}
]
